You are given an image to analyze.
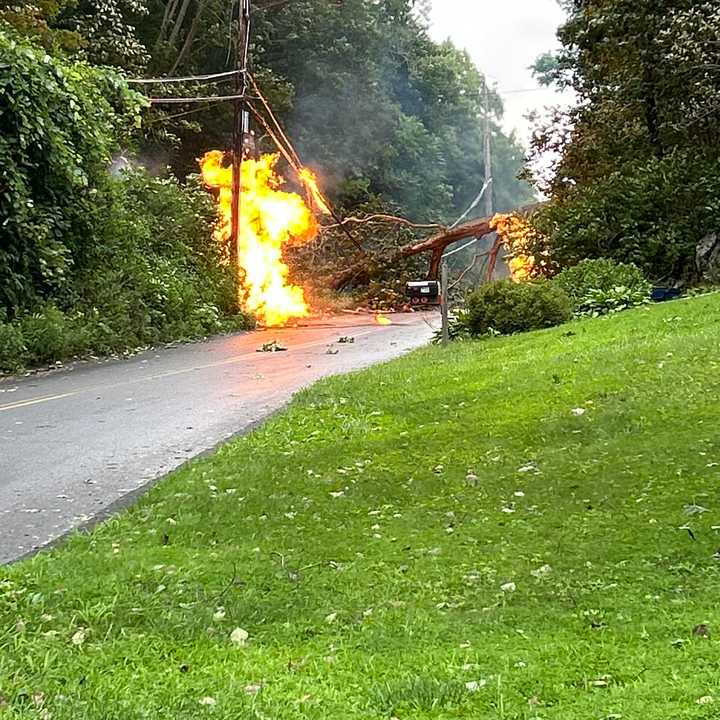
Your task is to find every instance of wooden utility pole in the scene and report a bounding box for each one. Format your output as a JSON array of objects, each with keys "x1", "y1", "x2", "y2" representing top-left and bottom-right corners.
[
  {"x1": 483, "y1": 82, "x2": 493, "y2": 219},
  {"x1": 440, "y1": 261, "x2": 450, "y2": 346},
  {"x1": 230, "y1": 0, "x2": 251, "y2": 280}
]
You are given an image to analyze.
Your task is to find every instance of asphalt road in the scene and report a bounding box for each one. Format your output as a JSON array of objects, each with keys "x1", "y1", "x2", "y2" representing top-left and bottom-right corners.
[{"x1": 0, "y1": 313, "x2": 438, "y2": 564}]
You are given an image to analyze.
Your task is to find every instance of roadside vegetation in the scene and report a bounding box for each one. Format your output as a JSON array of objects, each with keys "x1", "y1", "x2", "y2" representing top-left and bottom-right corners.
[
  {"x1": 0, "y1": 34, "x2": 253, "y2": 373},
  {"x1": 528, "y1": 3, "x2": 720, "y2": 284},
  {"x1": 2, "y1": 293, "x2": 719, "y2": 718},
  {"x1": 445, "y1": 258, "x2": 654, "y2": 342}
]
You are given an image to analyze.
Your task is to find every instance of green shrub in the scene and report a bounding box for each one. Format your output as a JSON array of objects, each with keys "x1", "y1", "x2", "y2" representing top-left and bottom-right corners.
[
  {"x1": 465, "y1": 280, "x2": 573, "y2": 337},
  {"x1": 432, "y1": 309, "x2": 473, "y2": 344},
  {"x1": 0, "y1": 310, "x2": 26, "y2": 372},
  {"x1": 554, "y1": 258, "x2": 652, "y2": 316},
  {"x1": 15, "y1": 305, "x2": 86, "y2": 364},
  {"x1": 0, "y1": 168, "x2": 255, "y2": 373},
  {"x1": 575, "y1": 286, "x2": 652, "y2": 317}
]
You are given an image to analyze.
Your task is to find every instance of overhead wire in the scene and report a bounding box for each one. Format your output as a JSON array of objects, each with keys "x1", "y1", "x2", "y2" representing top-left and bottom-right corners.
[
  {"x1": 130, "y1": 52, "x2": 432, "y2": 259},
  {"x1": 148, "y1": 92, "x2": 248, "y2": 104},
  {"x1": 247, "y1": 73, "x2": 301, "y2": 168},
  {"x1": 128, "y1": 69, "x2": 241, "y2": 84},
  {"x1": 246, "y1": 84, "x2": 368, "y2": 256},
  {"x1": 449, "y1": 179, "x2": 493, "y2": 230},
  {"x1": 324, "y1": 215, "x2": 443, "y2": 232}
]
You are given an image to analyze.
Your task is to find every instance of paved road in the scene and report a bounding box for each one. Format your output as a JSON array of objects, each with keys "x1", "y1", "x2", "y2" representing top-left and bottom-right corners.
[{"x1": 0, "y1": 313, "x2": 437, "y2": 564}]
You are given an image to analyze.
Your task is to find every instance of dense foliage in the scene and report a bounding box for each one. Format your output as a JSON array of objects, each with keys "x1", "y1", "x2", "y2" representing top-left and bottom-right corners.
[
  {"x1": 0, "y1": 31, "x2": 144, "y2": 313},
  {"x1": 0, "y1": 33, "x2": 251, "y2": 371},
  {"x1": 529, "y1": 0, "x2": 720, "y2": 281},
  {"x1": 465, "y1": 280, "x2": 572, "y2": 337},
  {"x1": 249, "y1": 2, "x2": 534, "y2": 222},
  {"x1": 554, "y1": 258, "x2": 652, "y2": 316},
  {"x1": 0, "y1": 167, "x2": 253, "y2": 372}
]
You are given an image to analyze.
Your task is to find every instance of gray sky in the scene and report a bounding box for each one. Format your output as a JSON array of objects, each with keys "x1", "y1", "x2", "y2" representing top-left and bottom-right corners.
[{"x1": 428, "y1": 0, "x2": 569, "y2": 146}]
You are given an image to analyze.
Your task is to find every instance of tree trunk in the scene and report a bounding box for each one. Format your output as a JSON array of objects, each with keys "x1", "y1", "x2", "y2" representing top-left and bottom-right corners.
[
  {"x1": 167, "y1": 0, "x2": 194, "y2": 50},
  {"x1": 155, "y1": 0, "x2": 179, "y2": 53},
  {"x1": 169, "y1": 0, "x2": 206, "y2": 74}
]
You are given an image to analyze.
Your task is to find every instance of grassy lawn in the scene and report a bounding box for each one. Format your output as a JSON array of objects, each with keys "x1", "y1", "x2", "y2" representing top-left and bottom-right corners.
[{"x1": 2, "y1": 295, "x2": 720, "y2": 719}]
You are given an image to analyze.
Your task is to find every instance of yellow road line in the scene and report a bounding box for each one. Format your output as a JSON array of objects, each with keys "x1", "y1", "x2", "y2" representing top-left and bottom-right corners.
[
  {"x1": 0, "y1": 328, "x2": 378, "y2": 414},
  {"x1": 0, "y1": 392, "x2": 78, "y2": 413}
]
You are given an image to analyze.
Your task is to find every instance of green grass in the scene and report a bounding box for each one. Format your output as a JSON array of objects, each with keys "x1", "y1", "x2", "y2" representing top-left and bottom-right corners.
[{"x1": 2, "y1": 295, "x2": 720, "y2": 719}]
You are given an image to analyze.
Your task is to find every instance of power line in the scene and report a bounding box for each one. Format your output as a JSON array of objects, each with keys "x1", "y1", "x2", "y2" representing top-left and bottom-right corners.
[
  {"x1": 148, "y1": 92, "x2": 248, "y2": 104},
  {"x1": 128, "y1": 69, "x2": 241, "y2": 85},
  {"x1": 449, "y1": 179, "x2": 493, "y2": 231},
  {"x1": 248, "y1": 73, "x2": 301, "y2": 168},
  {"x1": 499, "y1": 87, "x2": 552, "y2": 95},
  {"x1": 145, "y1": 104, "x2": 221, "y2": 123}
]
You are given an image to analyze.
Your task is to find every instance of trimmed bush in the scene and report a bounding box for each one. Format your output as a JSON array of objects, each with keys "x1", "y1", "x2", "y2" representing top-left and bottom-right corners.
[
  {"x1": 465, "y1": 280, "x2": 573, "y2": 337},
  {"x1": 554, "y1": 258, "x2": 651, "y2": 316}
]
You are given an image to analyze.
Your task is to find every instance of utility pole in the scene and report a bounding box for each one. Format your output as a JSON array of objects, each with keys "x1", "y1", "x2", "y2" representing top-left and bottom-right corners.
[
  {"x1": 440, "y1": 261, "x2": 450, "y2": 346},
  {"x1": 483, "y1": 82, "x2": 493, "y2": 220},
  {"x1": 231, "y1": 0, "x2": 251, "y2": 283}
]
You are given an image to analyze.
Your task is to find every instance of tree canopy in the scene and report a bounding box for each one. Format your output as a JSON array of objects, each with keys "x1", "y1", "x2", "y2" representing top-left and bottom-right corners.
[{"x1": 528, "y1": 0, "x2": 720, "y2": 280}]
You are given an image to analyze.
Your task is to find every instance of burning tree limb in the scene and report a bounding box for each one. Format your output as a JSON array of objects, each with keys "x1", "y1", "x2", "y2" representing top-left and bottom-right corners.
[{"x1": 328, "y1": 203, "x2": 544, "y2": 291}]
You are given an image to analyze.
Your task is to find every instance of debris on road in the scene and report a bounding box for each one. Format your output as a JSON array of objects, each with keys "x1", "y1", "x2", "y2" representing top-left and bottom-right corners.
[{"x1": 257, "y1": 340, "x2": 287, "y2": 353}]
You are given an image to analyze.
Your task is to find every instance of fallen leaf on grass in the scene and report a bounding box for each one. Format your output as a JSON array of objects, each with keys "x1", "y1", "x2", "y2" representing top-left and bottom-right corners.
[
  {"x1": 465, "y1": 680, "x2": 487, "y2": 692},
  {"x1": 517, "y1": 463, "x2": 539, "y2": 474},
  {"x1": 684, "y1": 504, "x2": 709, "y2": 516},
  {"x1": 230, "y1": 627, "x2": 249, "y2": 646},
  {"x1": 693, "y1": 624, "x2": 711, "y2": 638},
  {"x1": 531, "y1": 565, "x2": 553, "y2": 579}
]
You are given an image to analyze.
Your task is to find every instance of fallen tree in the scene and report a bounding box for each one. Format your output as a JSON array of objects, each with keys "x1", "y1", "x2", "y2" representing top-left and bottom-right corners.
[{"x1": 327, "y1": 203, "x2": 544, "y2": 291}]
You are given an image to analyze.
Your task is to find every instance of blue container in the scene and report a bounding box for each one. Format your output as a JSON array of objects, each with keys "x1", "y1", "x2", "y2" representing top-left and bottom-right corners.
[{"x1": 651, "y1": 287, "x2": 682, "y2": 302}]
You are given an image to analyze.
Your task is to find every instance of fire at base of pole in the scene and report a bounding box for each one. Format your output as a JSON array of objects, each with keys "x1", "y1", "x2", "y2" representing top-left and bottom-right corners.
[{"x1": 200, "y1": 150, "x2": 331, "y2": 327}]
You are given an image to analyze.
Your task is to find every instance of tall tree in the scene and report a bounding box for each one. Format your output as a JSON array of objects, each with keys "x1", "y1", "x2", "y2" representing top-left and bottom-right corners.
[
  {"x1": 528, "y1": 0, "x2": 720, "y2": 279},
  {"x1": 532, "y1": 0, "x2": 720, "y2": 196}
]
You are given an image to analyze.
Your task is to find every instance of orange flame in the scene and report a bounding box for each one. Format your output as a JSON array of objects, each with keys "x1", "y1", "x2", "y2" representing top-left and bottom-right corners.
[
  {"x1": 375, "y1": 314, "x2": 393, "y2": 326},
  {"x1": 299, "y1": 168, "x2": 332, "y2": 216},
  {"x1": 200, "y1": 151, "x2": 316, "y2": 326},
  {"x1": 491, "y1": 213, "x2": 537, "y2": 283}
]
